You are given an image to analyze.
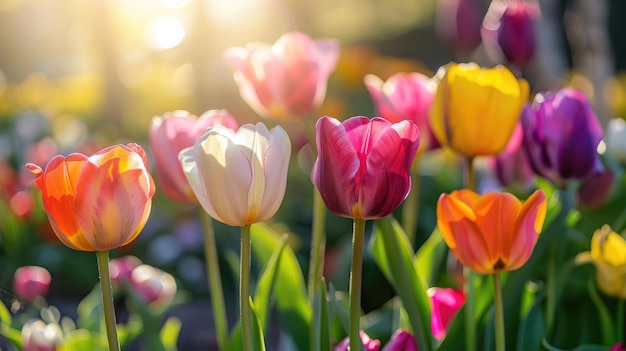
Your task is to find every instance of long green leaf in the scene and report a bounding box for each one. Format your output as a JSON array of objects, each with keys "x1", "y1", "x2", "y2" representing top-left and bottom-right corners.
[
  {"x1": 414, "y1": 229, "x2": 446, "y2": 287},
  {"x1": 250, "y1": 223, "x2": 311, "y2": 351},
  {"x1": 587, "y1": 279, "x2": 615, "y2": 346},
  {"x1": 253, "y1": 233, "x2": 288, "y2": 330},
  {"x1": 541, "y1": 339, "x2": 609, "y2": 351},
  {"x1": 373, "y1": 216, "x2": 433, "y2": 351},
  {"x1": 312, "y1": 277, "x2": 331, "y2": 351}
]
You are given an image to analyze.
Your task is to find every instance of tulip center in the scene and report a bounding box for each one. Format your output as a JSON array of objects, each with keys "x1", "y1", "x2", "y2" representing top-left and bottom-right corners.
[{"x1": 493, "y1": 258, "x2": 506, "y2": 271}]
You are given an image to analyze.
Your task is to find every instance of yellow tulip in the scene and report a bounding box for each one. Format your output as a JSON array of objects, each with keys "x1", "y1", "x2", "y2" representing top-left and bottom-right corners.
[
  {"x1": 577, "y1": 225, "x2": 626, "y2": 299},
  {"x1": 430, "y1": 62, "x2": 529, "y2": 157}
]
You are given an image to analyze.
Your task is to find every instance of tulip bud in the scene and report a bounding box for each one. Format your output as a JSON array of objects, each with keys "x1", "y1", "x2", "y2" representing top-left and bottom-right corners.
[
  {"x1": 109, "y1": 255, "x2": 142, "y2": 289},
  {"x1": 21, "y1": 319, "x2": 62, "y2": 351},
  {"x1": 521, "y1": 88, "x2": 604, "y2": 188},
  {"x1": 428, "y1": 288, "x2": 466, "y2": 340},
  {"x1": 13, "y1": 266, "x2": 51, "y2": 303},
  {"x1": 381, "y1": 329, "x2": 418, "y2": 351},
  {"x1": 130, "y1": 264, "x2": 177, "y2": 307},
  {"x1": 334, "y1": 330, "x2": 380, "y2": 351}
]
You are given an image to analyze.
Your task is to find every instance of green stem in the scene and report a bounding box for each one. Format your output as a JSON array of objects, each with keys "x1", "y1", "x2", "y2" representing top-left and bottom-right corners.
[
  {"x1": 402, "y1": 158, "x2": 421, "y2": 246},
  {"x1": 493, "y1": 273, "x2": 505, "y2": 351},
  {"x1": 96, "y1": 250, "x2": 120, "y2": 351},
  {"x1": 546, "y1": 240, "x2": 557, "y2": 333},
  {"x1": 240, "y1": 224, "x2": 253, "y2": 351},
  {"x1": 464, "y1": 156, "x2": 476, "y2": 351},
  {"x1": 308, "y1": 189, "x2": 327, "y2": 301},
  {"x1": 349, "y1": 219, "x2": 367, "y2": 351},
  {"x1": 617, "y1": 298, "x2": 624, "y2": 344},
  {"x1": 201, "y1": 212, "x2": 228, "y2": 351}
]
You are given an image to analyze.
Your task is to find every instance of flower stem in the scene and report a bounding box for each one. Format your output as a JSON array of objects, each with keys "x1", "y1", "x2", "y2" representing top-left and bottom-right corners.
[
  {"x1": 402, "y1": 158, "x2": 420, "y2": 246},
  {"x1": 96, "y1": 250, "x2": 120, "y2": 351},
  {"x1": 493, "y1": 273, "x2": 505, "y2": 351},
  {"x1": 240, "y1": 224, "x2": 253, "y2": 351},
  {"x1": 349, "y1": 219, "x2": 367, "y2": 351},
  {"x1": 617, "y1": 298, "x2": 624, "y2": 343},
  {"x1": 201, "y1": 212, "x2": 228, "y2": 351},
  {"x1": 308, "y1": 188, "x2": 327, "y2": 301},
  {"x1": 464, "y1": 156, "x2": 476, "y2": 351}
]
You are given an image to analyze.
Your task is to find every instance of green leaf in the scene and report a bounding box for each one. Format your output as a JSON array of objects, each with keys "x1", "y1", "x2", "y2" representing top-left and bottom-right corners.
[
  {"x1": 372, "y1": 216, "x2": 433, "y2": 351},
  {"x1": 76, "y1": 285, "x2": 103, "y2": 333},
  {"x1": 414, "y1": 229, "x2": 446, "y2": 287},
  {"x1": 312, "y1": 278, "x2": 331, "y2": 351},
  {"x1": 250, "y1": 299, "x2": 267, "y2": 351},
  {"x1": 516, "y1": 291, "x2": 545, "y2": 351},
  {"x1": 253, "y1": 233, "x2": 288, "y2": 330},
  {"x1": 327, "y1": 283, "x2": 350, "y2": 338},
  {"x1": 541, "y1": 339, "x2": 609, "y2": 351},
  {"x1": 160, "y1": 316, "x2": 182, "y2": 351},
  {"x1": 250, "y1": 223, "x2": 311, "y2": 351},
  {"x1": 59, "y1": 329, "x2": 106, "y2": 351},
  {"x1": 0, "y1": 296, "x2": 12, "y2": 326},
  {"x1": 587, "y1": 279, "x2": 616, "y2": 346}
]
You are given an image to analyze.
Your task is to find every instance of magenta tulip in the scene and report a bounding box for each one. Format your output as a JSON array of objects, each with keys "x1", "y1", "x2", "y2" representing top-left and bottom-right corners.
[
  {"x1": 225, "y1": 31, "x2": 339, "y2": 121},
  {"x1": 150, "y1": 110, "x2": 238, "y2": 203},
  {"x1": 334, "y1": 331, "x2": 381, "y2": 351},
  {"x1": 364, "y1": 72, "x2": 439, "y2": 151},
  {"x1": 382, "y1": 329, "x2": 418, "y2": 351},
  {"x1": 312, "y1": 116, "x2": 420, "y2": 220},
  {"x1": 13, "y1": 266, "x2": 51, "y2": 303},
  {"x1": 428, "y1": 287, "x2": 466, "y2": 340}
]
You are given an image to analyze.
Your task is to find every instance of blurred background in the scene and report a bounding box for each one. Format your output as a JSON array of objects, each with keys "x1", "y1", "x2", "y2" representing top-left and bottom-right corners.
[{"x1": 1, "y1": 0, "x2": 626, "y2": 347}]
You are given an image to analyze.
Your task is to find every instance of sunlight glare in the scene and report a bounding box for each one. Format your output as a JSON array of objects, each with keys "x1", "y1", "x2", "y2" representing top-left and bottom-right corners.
[{"x1": 147, "y1": 15, "x2": 186, "y2": 50}]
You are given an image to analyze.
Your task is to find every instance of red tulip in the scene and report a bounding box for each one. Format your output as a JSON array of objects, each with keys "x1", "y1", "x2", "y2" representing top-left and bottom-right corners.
[{"x1": 312, "y1": 116, "x2": 420, "y2": 220}]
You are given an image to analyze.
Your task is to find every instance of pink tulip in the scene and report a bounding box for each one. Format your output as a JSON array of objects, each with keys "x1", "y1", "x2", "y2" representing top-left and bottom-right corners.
[
  {"x1": 130, "y1": 264, "x2": 177, "y2": 307},
  {"x1": 312, "y1": 116, "x2": 420, "y2": 220},
  {"x1": 21, "y1": 319, "x2": 62, "y2": 351},
  {"x1": 149, "y1": 110, "x2": 238, "y2": 204},
  {"x1": 610, "y1": 342, "x2": 626, "y2": 351},
  {"x1": 225, "y1": 31, "x2": 339, "y2": 120},
  {"x1": 382, "y1": 329, "x2": 418, "y2": 351},
  {"x1": 364, "y1": 72, "x2": 439, "y2": 151},
  {"x1": 13, "y1": 266, "x2": 51, "y2": 303},
  {"x1": 334, "y1": 330, "x2": 381, "y2": 351},
  {"x1": 109, "y1": 255, "x2": 142, "y2": 289},
  {"x1": 428, "y1": 288, "x2": 466, "y2": 340}
]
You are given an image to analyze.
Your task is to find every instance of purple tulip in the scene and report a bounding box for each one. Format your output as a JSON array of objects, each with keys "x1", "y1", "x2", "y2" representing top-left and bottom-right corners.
[
  {"x1": 436, "y1": 0, "x2": 483, "y2": 55},
  {"x1": 489, "y1": 123, "x2": 535, "y2": 193},
  {"x1": 382, "y1": 329, "x2": 418, "y2": 351},
  {"x1": 521, "y1": 88, "x2": 604, "y2": 187},
  {"x1": 577, "y1": 169, "x2": 614, "y2": 209},
  {"x1": 312, "y1": 116, "x2": 420, "y2": 220}
]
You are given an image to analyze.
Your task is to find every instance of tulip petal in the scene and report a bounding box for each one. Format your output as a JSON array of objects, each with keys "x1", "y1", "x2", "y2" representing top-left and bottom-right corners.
[
  {"x1": 257, "y1": 125, "x2": 291, "y2": 223},
  {"x1": 436, "y1": 192, "x2": 477, "y2": 251},
  {"x1": 178, "y1": 147, "x2": 222, "y2": 221},
  {"x1": 508, "y1": 190, "x2": 546, "y2": 270}
]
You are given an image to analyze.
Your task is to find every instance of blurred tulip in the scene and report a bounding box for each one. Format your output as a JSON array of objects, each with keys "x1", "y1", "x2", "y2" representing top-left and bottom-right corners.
[
  {"x1": 482, "y1": 0, "x2": 540, "y2": 68},
  {"x1": 150, "y1": 110, "x2": 238, "y2": 204},
  {"x1": 521, "y1": 88, "x2": 604, "y2": 187},
  {"x1": 576, "y1": 169, "x2": 615, "y2": 210},
  {"x1": 381, "y1": 329, "x2": 418, "y2": 351},
  {"x1": 225, "y1": 31, "x2": 339, "y2": 120},
  {"x1": 489, "y1": 124, "x2": 535, "y2": 193},
  {"x1": 334, "y1": 330, "x2": 381, "y2": 351},
  {"x1": 435, "y1": 0, "x2": 483, "y2": 55},
  {"x1": 13, "y1": 266, "x2": 51, "y2": 303},
  {"x1": 577, "y1": 225, "x2": 626, "y2": 299},
  {"x1": 605, "y1": 118, "x2": 626, "y2": 163},
  {"x1": 130, "y1": 264, "x2": 177, "y2": 306},
  {"x1": 179, "y1": 123, "x2": 291, "y2": 226},
  {"x1": 26, "y1": 144, "x2": 155, "y2": 251},
  {"x1": 437, "y1": 189, "x2": 547, "y2": 274},
  {"x1": 610, "y1": 342, "x2": 626, "y2": 351},
  {"x1": 430, "y1": 63, "x2": 529, "y2": 157},
  {"x1": 109, "y1": 255, "x2": 142, "y2": 288},
  {"x1": 21, "y1": 319, "x2": 62, "y2": 351},
  {"x1": 312, "y1": 116, "x2": 420, "y2": 220},
  {"x1": 428, "y1": 287, "x2": 466, "y2": 340},
  {"x1": 364, "y1": 72, "x2": 439, "y2": 151}
]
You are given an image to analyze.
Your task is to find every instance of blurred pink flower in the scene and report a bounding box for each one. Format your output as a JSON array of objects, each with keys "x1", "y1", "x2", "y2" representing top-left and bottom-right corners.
[
  {"x1": 436, "y1": 0, "x2": 483, "y2": 55},
  {"x1": 428, "y1": 287, "x2": 466, "y2": 340},
  {"x1": 225, "y1": 31, "x2": 339, "y2": 120},
  {"x1": 109, "y1": 255, "x2": 142, "y2": 289},
  {"x1": 130, "y1": 264, "x2": 177, "y2": 307},
  {"x1": 364, "y1": 72, "x2": 439, "y2": 151},
  {"x1": 382, "y1": 329, "x2": 418, "y2": 351},
  {"x1": 334, "y1": 330, "x2": 381, "y2": 351},
  {"x1": 21, "y1": 319, "x2": 62, "y2": 351},
  {"x1": 610, "y1": 342, "x2": 626, "y2": 351},
  {"x1": 150, "y1": 110, "x2": 238, "y2": 204},
  {"x1": 13, "y1": 266, "x2": 51, "y2": 303}
]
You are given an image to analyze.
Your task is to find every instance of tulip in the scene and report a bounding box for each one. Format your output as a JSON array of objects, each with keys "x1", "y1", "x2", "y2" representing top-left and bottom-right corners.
[
  {"x1": 521, "y1": 88, "x2": 604, "y2": 187},
  {"x1": 489, "y1": 123, "x2": 535, "y2": 194},
  {"x1": 482, "y1": 0, "x2": 539, "y2": 68},
  {"x1": 610, "y1": 342, "x2": 626, "y2": 351},
  {"x1": 149, "y1": 109, "x2": 238, "y2": 203},
  {"x1": 364, "y1": 72, "x2": 439, "y2": 151},
  {"x1": 13, "y1": 266, "x2": 51, "y2": 303},
  {"x1": 334, "y1": 331, "x2": 381, "y2": 351},
  {"x1": 178, "y1": 122, "x2": 291, "y2": 227},
  {"x1": 130, "y1": 264, "x2": 177, "y2": 307},
  {"x1": 381, "y1": 329, "x2": 418, "y2": 351},
  {"x1": 605, "y1": 118, "x2": 626, "y2": 163},
  {"x1": 576, "y1": 225, "x2": 626, "y2": 299},
  {"x1": 428, "y1": 288, "x2": 466, "y2": 340},
  {"x1": 576, "y1": 169, "x2": 615, "y2": 210},
  {"x1": 430, "y1": 63, "x2": 529, "y2": 157},
  {"x1": 21, "y1": 319, "x2": 63, "y2": 351},
  {"x1": 437, "y1": 189, "x2": 547, "y2": 274},
  {"x1": 26, "y1": 144, "x2": 155, "y2": 251},
  {"x1": 225, "y1": 31, "x2": 339, "y2": 120},
  {"x1": 312, "y1": 116, "x2": 420, "y2": 220},
  {"x1": 435, "y1": 0, "x2": 483, "y2": 55},
  {"x1": 109, "y1": 255, "x2": 142, "y2": 289}
]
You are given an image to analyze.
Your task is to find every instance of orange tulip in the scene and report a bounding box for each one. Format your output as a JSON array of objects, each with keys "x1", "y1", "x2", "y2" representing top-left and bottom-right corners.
[
  {"x1": 26, "y1": 144, "x2": 155, "y2": 251},
  {"x1": 437, "y1": 189, "x2": 546, "y2": 274}
]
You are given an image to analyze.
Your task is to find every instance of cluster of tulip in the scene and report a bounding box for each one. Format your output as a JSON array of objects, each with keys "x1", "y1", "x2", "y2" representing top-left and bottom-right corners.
[{"x1": 2, "y1": 15, "x2": 626, "y2": 351}]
